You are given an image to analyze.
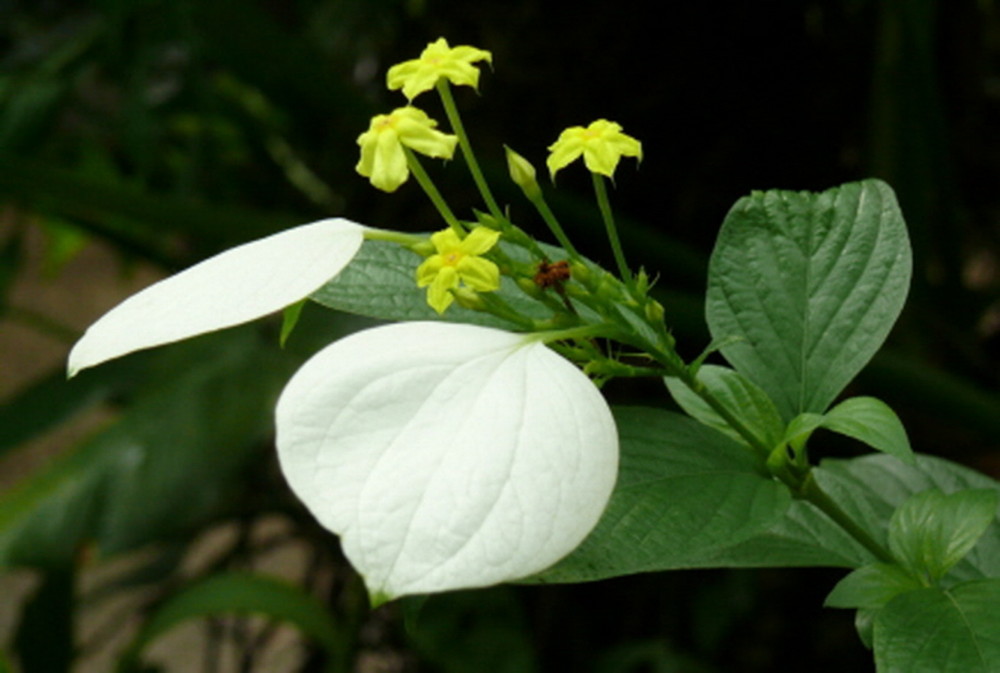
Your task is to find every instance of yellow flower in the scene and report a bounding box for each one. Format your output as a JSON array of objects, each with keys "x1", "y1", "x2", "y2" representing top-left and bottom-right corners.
[
  {"x1": 356, "y1": 107, "x2": 458, "y2": 192},
  {"x1": 416, "y1": 227, "x2": 501, "y2": 314},
  {"x1": 546, "y1": 119, "x2": 642, "y2": 180},
  {"x1": 387, "y1": 37, "x2": 492, "y2": 101}
]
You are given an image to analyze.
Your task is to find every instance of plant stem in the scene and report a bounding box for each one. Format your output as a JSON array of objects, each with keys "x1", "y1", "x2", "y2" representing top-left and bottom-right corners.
[
  {"x1": 404, "y1": 148, "x2": 464, "y2": 235},
  {"x1": 799, "y1": 471, "x2": 895, "y2": 563},
  {"x1": 591, "y1": 173, "x2": 632, "y2": 287},
  {"x1": 527, "y1": 190, "x2": 580, "y2": 258},
  {"x1": 436, "y1": 79, "x2": 503, "y2": 220}
]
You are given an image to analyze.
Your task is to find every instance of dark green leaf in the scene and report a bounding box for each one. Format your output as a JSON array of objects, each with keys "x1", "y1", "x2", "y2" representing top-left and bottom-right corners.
[
  {"x1": 824, "y1": 563, "x2": 923, "y2": 609},
  {"x1": 312, "y1": 239, "x2": 557, "y2": 327},
  {"x1": 821, "y1": 397, "x2": 914, "y2": 464},
  {"x1": 0, "y1": 329, "x2": 294, "y2": 569},
  {"x1": 874, "y1": 580, "x2": 1000, "y2": 673},
  {"x1": 888, "y1": 489, "x2": 999, "y2": 582},
  {"x1": 706, "y1": 179, "x2": 912, "y2": 420},
  {"x1": 665, "y1": 365, "x2": 785, "y2": 450},
  {"x1": 528, "y1": 407, "x2": 791, "y2": 583},
  {"x1": 118, "y1": 572, "x2": 344, "y2": 672},
  {"x1": 676, "y1": 454, "x2": 999, "y2": 573}
]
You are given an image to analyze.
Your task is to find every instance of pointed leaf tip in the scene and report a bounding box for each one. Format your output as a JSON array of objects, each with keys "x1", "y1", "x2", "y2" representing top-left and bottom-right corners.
[
  {"x1": 67, "y1": 219, "x2": 365, "y2": 374},
  {"x1": 275, "y1": 321, "x2": 618, "y2": 598}
]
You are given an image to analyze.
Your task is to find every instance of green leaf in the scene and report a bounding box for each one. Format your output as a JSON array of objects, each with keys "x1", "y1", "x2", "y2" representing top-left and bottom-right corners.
[
  {"x1": 527, "y1": 407, "x2": 791, "y2": 583},
  {"x1": 0, "y1": 329, "x2": 294, "y2": 569},
  {"x1": 118, "y1": 572, "x2": 344, "y2": 672},
  {"x1": 664, "y1": 364, "x2": 785, "y2": 450},
  {"x1": 312, "y1": 239, "x2": 530, "y2": 327},
  {"x1": 888, "y1": 489, "x2": 999, "y2": 582},
  {"x1": 873, "y1": 580, "x2": 1000, "y2": 673},
  {"x1": 822, "y1": 397, "x2": 914, "y2": 464},
  {"x1": 824, "y1": 563, "x2": 923, "y2": 609},
  {"x1": 311, "y1": 239, "x2": 602, "y2": 328},
  {"x1": 706, "y1": 179, "x2": 912, "y2": 420},
  {"x1": 676, "y1": 453, "x2": 1000, "y2": 573}
]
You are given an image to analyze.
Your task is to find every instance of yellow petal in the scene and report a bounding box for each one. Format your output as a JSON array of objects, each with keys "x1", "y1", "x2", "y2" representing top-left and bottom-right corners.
[
  {"x1": 427, "y1": 266, "x2": 459, "y2": 313},
  {"x1": 370, "y1": 129, "x2": 409, "y2": 192},
  {"x1": 416, "y1": 255, "x2": 444, "y2": 287},
  {"x1": 429, "y1": 229, "x2": 462, "y2": 253},
  {"x1": 456, "y1": 257, "x2": 500, "y2": 292},
  {"x1": 458, "y1": 227, "x2": 500, "y2": 256}
]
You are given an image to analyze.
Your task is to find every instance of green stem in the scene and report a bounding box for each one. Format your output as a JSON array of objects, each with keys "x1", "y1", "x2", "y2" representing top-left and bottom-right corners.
[
  {"x1": 591, "y1": 173, "x2": 632, "y2": 287},
  {"x1": 799, "y1": 471, "x2": 895, "y2": 564},
  {"x1": 527, "y1": 191, "x2": 580, "y2": 259},
  {"x1": 404, "y1": 148, "x2": 464, "y2": 235},
  {"x1": 436, "y1": 79, "x2": 503, "y2": 220}
]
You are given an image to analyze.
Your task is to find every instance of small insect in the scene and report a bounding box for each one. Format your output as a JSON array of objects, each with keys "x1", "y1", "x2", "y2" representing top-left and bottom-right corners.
[{"x1": 533, "y1": 259, "x2": 571, "y2": 289}]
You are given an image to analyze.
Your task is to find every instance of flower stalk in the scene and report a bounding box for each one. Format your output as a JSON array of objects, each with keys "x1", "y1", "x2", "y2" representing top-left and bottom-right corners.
[{"x1": 436, "y1": 79, "x2": 504, "y2": 221}]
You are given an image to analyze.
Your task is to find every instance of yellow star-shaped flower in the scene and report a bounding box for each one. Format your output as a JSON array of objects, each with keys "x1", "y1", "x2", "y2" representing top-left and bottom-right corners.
[
  {"x1": 356, "y1": 107, "x2": 458, "y2": 192},
  {"x1": 546, "y1": 120, "x2": 642, "y2": 180},
  {"x1": 415, "y1": 227, "x2": 501, "y2": 314},
  {"x1": 387, "y1": 37, "x2": 493, "y2": 101}
]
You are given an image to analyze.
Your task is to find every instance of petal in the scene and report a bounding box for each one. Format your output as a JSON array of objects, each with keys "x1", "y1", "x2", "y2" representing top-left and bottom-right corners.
[
  {"x1": 427, "y1": 266, "x2": 459, "y2": 313},
  {"x1": 546, "y1": 139, "x2": 583, "y2": 180},
  {"x1": 370, "y1": 130, "x2": 409, "y2": 192},
  {"x1": 67, "y1": 219, "x2": 366, "y2": 376},
  {"x1": 415, "y1": 255, "x2": 444, "y2": 287},
  {"x1": 583, "y1": 142, "x2": 618, "y2": 178},
  {"x1": 456, "y1": 256, "x2": 500, "y2": 291},
  {"x1": 429, "y1": 229, "x2": 461, "y2": 253},
  {"x1": 396, "y1": 116, "x2": 458, "y2": 159},
  {"x1": 275, "y1": 322, "x2": 618, "y2": 600},
  {"x1": 458, "y1": 226, "x2": 500, "y2": 256}
]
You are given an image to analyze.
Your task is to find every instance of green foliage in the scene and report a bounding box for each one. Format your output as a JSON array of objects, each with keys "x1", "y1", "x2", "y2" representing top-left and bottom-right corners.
[
  {"x1": 706, "y1": 179, "x2": 912, "y2": 420},
  {"x1": 873, "y1": 580, "x2": 1000, "y2": 673},
  {"x1": 118, "y1": 572, "x2": 345, "y2": 673},
  {"x1": 888, "y1": 488, "x2": 998, "y2": 583},
  {"x1": 0, "y1": 330, "x2": 294, "y2": 569},
  {"x1": 664, "y1": 365, "x2": 785, "y2": 451},
  {"x1": 530, "y1": 407, "x2": 791, "y2": 582}
]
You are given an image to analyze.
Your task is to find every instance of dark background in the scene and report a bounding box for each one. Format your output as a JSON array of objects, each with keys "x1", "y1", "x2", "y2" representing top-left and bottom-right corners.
[{"x1": 2, "y1": 0, "x2": 999, "y2": 671}]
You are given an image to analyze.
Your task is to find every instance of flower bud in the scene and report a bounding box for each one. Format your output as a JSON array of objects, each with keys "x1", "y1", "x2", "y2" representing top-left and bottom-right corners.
[
  {"x1": 505, "y1": 146, "x2": 541, "y2": 200},
  {"x1": 644, "y1": 298, "x2": 665, "y2": 325},
  {"x1": 451, "y1": 287, "x2": 486, "y2": 311}
]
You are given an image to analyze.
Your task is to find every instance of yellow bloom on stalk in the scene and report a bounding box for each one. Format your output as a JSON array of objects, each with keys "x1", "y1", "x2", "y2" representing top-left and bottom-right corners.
[
  {"x1": 546, "y1": 120, "x2": 642, "y2": 180},
  {"x1": 387, "y1": 37, "x2": 493, "y2": 101},
  {"x1": 416, "y1": 227, "x2": 501, "y2": 314},
  {"x1": 356, "y1": 107, "x2": 458, "y2": 192}
]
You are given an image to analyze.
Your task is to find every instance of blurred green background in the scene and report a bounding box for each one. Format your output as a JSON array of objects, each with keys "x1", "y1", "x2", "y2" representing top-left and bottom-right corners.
[{"x1": 1, "y1": 0, "x2": 999, "y2": 671}]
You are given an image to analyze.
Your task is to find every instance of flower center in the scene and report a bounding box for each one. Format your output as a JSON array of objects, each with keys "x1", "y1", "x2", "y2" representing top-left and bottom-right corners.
[{"x1": 443, "y1": 250, "x2": 463, "y2": 266}]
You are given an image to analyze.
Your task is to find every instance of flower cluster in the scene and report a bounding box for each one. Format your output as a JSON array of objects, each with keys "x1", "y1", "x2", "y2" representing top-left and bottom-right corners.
[
  {"x1": 69, "y1": 38, "x2": 648, "y2": 603},
  {"x1": 355, "y1": 38, "x2": 491, "y2": 193}
]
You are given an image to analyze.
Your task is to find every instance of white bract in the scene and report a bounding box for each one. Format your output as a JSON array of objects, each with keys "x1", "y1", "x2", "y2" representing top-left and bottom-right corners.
[
  {"x1": 67, "y1": 218, "x2": 365, "y2": 376},
  {"x1": 276, "y1": 321, "x2": 618, "y2": 601}
]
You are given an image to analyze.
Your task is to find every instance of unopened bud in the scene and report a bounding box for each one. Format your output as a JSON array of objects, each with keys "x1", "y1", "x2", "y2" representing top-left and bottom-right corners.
[
  {"x1": 644, "y1": 298, "x2": 665, "y2": 324},
  {"x1": 451, "y1": 287, "x2": 486, "y2": 311},
  {"x1": 505, "y1": 145, "x2": 541, "y2": 199}
]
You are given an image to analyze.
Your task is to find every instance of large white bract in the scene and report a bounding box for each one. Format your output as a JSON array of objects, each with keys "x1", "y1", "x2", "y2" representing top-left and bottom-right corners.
[
  {"x1": 275, "y1": 321, "x2": 618, "y2": 600},
  {"x1": 67, "y1": 218, "x2": 365, "y2": 376}
]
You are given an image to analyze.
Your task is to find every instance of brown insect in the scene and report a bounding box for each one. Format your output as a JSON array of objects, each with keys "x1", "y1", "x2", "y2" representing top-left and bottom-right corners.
[{"x1": 533, "y1": 260, "x2": 571, "y2": 289}]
